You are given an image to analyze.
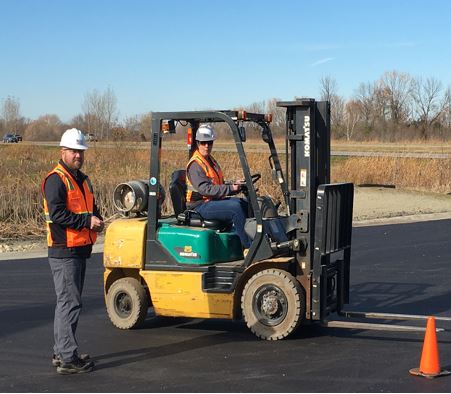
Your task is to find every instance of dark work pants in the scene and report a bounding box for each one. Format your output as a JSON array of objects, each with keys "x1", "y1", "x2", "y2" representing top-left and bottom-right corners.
[
  {"x1": 194, "y1": 198, "x2": 251, "y2": 248},
  {"x1": 48, "y1": 257, "x2": 86, "y2": 363}
]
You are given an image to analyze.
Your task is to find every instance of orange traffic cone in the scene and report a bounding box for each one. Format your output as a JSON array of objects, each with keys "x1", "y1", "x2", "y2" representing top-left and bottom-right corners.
[{"x1": 409, "y1": 316, "x2": 450, "y2": 379}]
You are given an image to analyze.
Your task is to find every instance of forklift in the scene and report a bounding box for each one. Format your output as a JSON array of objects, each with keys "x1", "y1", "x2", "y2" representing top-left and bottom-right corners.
[{"x1": 103, "y1": 98, "x2": 450, "y2": 340}]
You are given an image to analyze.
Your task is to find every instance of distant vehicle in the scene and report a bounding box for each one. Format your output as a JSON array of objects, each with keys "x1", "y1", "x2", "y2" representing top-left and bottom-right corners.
[
  {"x1": 13, "y1": 134, "x2": 22, "y2": 142},
  {"x1": 3, "y1": 133, "x2": 18, "y2": 143},
  {"x1": 85, "y1": 133, "x2": 98, "y2": 142}
]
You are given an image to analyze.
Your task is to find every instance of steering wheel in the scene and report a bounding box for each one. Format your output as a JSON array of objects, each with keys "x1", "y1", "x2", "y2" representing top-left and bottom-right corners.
[
  {"x1": 250, "y1": 173, "x2": 261, "y2": 184},
  {"x1": 240, "y1": 173, "x2": 261, "y2": 196}
]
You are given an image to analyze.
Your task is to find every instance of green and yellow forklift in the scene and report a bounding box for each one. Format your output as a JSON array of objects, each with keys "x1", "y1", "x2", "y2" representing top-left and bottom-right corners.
[{"x1": 103, "y1": 99, "x2": 354, "y2": 340}]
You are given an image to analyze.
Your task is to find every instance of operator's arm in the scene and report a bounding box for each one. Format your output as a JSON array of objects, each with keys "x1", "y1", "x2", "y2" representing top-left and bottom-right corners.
[
  {"x1": 187, "y1": 162, "x2": 239, "y2": 199},
  {"x1": 44, "y1": 174, "x2": 91, "y2": 230}
]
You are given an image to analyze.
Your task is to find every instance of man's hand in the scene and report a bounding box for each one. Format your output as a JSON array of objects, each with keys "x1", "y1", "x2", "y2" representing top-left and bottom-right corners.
[
  {"x1": 231, "y1": 179, "x2": 246, "y2": 192},
  {"x1": 231, "y1": 183, "x2": 241, "y2": 192},
  {"x1": 90, "y1": 216, "x2": 104, "y2": 232}
]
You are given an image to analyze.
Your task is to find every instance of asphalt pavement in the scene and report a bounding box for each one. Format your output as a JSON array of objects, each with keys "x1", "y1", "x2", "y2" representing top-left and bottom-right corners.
[{"x1": 0, "y1": 219, "x2": 451, "y2": 392}]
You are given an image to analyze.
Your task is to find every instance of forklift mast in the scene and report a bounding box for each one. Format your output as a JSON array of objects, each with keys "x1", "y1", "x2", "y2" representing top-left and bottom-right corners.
[
  {"x1": 278, "y1": 99, "x2": 353, "y2": 320},
  {"x1": 277, "y1": 98, "x2": 331, "y2": 275}
]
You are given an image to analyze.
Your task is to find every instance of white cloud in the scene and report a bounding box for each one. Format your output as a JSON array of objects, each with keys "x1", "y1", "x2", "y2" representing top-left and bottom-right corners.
[{"x1": 311, "y1": 57, "x2": 335, "y2": 67}]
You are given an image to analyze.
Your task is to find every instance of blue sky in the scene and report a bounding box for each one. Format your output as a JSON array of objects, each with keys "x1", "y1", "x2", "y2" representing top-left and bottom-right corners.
[{"x1": 1, "y1": 0, "x2": 451, "y2": 122}]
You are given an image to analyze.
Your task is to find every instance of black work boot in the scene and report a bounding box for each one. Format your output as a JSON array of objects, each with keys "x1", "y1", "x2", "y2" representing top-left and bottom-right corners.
[
  {"x1": 52, "y1": 353, "x2": 90, "y2": 367},
  {"x1": 56, "y1": 356, "x2": 95, "y2": 375}
]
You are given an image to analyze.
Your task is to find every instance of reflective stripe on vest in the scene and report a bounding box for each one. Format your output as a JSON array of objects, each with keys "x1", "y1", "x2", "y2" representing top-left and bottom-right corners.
[
  {"x1": 42, "y1": 163, "x2": 97, "y2": 247},
  {"x1": 186, "y1": 149, "x2": 224, "y2": 203}
]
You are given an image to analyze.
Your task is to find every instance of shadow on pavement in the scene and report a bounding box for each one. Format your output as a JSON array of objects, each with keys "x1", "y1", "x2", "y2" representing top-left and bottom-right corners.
[
  {"x1": 94, "y1": 331, "x2": 245, "y2": 371},
  {"x1": 349, "y1": 281, "x2": 451, "y2": 316}
]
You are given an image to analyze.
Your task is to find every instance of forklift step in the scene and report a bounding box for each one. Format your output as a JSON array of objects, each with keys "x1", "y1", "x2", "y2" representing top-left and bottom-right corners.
[{"x1": 202, "y1": 269, "x2": 241, "y2": 293}]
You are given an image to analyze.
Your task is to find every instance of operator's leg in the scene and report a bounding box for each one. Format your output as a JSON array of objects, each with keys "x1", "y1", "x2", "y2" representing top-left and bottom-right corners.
[
  {"x1": 195, "y1": 198, "x2": 251, "y2": 248},
  {"x1": 49, "y1": 257, "x2": 86, "y2": 363}
]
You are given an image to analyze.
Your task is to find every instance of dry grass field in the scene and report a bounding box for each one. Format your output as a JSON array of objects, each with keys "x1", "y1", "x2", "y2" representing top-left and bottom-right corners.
[
  {"x1": 0, "y1": 142, "x2": 450, "y2": 240},
  {"x1": 331, "y1": 139, "x2": 451, "y2": 154}
]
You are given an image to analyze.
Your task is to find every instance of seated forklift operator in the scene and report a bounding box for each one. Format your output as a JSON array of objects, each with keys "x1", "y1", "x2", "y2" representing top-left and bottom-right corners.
[{"x1": 186, "y1": 125, "x2": 251, "y2": 249}]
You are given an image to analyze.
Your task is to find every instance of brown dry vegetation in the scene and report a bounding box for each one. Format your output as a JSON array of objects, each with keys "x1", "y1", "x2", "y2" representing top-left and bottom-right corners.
[
  {"x1": 0, "y1": 144, "x2": 450, "y2": 240},
  {"x1": 332, "y1": 156, "x2": 451, "y2": 193}
]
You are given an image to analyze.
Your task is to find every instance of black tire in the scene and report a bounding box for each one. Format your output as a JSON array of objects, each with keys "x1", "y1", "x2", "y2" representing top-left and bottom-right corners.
[
  {"x1": 241, "y1": 269, "x2": 305, "y2": 340},
  {"x1": 106, "y1": 277, "x2": 149, "y2": 329}
]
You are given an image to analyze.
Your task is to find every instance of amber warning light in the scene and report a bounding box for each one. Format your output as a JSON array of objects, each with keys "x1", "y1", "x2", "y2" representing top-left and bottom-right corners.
[
  {"x1": 265, "y1": 113, "x2": 273, "y2": 123},
  {"x1": 237, "y1": 110, "x2": 247, "y2": 120},
  {"x1": 187, "y1": 127, "x2": 193, "y2": 147}
]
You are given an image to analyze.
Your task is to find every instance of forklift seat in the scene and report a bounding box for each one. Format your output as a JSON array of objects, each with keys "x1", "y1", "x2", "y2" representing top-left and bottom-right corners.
[{"x1": 169, "y1": 169, "x2": 231, "y2": 230}]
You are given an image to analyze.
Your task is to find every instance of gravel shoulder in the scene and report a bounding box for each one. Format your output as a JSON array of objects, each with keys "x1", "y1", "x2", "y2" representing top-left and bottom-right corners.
[
  {"x1": 1, "y1": 186, "x2": 450, "y2": 260},
  {"x1": 353, "y1": 186, "x2": 451, "y2": 225}
]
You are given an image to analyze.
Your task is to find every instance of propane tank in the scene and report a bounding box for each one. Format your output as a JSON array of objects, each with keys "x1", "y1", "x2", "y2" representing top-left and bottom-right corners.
[
  {"x1": 113, "y1": 180, "x2": 165, "y2": 215},
  {"x1": 113, "y1": 180, "x2": 149, "y2": 214}
]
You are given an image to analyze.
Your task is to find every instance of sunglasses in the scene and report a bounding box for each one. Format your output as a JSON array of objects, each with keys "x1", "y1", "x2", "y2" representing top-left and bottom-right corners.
[{"x1": 198, "y1": 141, "x2": 214, "y2": 146}]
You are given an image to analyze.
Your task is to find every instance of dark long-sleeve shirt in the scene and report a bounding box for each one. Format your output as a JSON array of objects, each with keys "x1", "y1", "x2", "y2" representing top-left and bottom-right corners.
[{"x1": 186, "y1": 159, "x2": 238, "y2": 209}]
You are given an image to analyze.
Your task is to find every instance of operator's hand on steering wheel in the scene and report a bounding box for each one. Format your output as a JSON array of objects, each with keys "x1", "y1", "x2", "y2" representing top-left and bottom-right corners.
[{"x1": 231, "y1": 181, "x2": 243, "y2": 192}]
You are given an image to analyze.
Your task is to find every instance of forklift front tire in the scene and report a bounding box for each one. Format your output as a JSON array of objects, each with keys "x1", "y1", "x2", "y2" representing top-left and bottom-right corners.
[
  {"x1": 241, "y1": 269, "x2": 305, "y2": 340},
  {"x1": 106, "y1": 277, "x2": 149, "y2": 330}
]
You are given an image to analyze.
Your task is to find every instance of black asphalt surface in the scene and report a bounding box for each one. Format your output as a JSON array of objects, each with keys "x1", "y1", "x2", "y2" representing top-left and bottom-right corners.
[{"x1": 1, "y1": 220, "x2": 451, "y2": 392}]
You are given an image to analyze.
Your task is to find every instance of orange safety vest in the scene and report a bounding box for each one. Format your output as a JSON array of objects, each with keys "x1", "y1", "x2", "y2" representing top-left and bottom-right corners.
[
  {"x1": 186, "y1": 149, "x2": 224, "y2": 203},
  {"x1": 42, "y1": 163, "x2": 97, "y2": 247}
]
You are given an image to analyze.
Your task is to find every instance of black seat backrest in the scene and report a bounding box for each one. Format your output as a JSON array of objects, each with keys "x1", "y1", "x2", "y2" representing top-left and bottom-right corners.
[
  {"x1": 169, "y1": 169, "x2": 187, "y2": 216},
  {"x1": 170, "y1": 168, "x2": 232, "y2": 231}
]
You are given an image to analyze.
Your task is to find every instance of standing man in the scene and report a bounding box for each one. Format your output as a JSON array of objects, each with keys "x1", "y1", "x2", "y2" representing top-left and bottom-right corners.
[{"x1": 42, "y1": 128, "x2": 104, "y2": 375}]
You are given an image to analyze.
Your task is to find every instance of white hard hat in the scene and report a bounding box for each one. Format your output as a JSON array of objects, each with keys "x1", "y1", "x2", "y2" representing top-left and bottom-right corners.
[
  {"x1": 196, "y1": 125, "x2": 216, "y2": 142},
  {"x1": 60, "y1": 128, "x2": 88, "y2": 150}
]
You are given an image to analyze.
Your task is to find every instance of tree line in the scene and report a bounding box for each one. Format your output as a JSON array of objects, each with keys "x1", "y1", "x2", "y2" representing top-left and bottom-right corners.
[
  {"x1": 320, "y1": 71, "x2": 451, "y2": 141},
  {"x1": 0, "y1": 88, "x2": 152, "y2": 142},
  {"x1": 1, "y1": 70, "x2": 450, "y2": 142}
]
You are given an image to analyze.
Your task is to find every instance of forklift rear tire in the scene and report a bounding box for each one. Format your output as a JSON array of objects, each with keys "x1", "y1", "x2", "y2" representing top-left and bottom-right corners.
[
  {"x1": 106, "y1": 277, "x2": 149, "y2": 330},
  {"x1": 241, "y1": 269, "x2": 305, "y2": 340}
]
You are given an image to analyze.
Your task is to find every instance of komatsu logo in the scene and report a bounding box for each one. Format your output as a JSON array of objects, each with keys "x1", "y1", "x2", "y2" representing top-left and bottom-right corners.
[
  {"x1": 304, "y1": 115, "x2": 310, "y2": 157},
  {"x1": 175, "y1": 246, "x2": 200, "y2": 259}
]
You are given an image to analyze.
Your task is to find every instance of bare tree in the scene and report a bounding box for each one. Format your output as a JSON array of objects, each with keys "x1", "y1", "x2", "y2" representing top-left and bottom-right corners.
[
  {"x1": 24, "y1": 114, "x2": 63, "y2": 141},
  {"x1": 411, "y1": 77, "x2": 447, "y2": 139},
  {"x1": 243, "y1": 100, "x2": 266, "y2": 114},
  {"x1": 82, "y1": 87, "x2": 118, "y2": 140},
  {"x1": 71, "y1": 113, "x2": 89, "y2": 131},
  {"x1": 123, "y1": 115, "x2": 140, "y2": 135},
  {"x1": 319, "y1": 76, "x2": 345, "y2": 136},
  {"x1": 443, "y1": 86, "x2": 451, "y2": 129},
  {"x1": 2, "y1": 96, "x2": 21, "y2": 133},
  {"x1": 238, "y1": 100, "x2": 267, "y2": 137},
  {"x1": 319, "y1": 76, "x2": 338, "y2": 102},
  {"x1": 355, "y1": 82, "x2": 376, "y2": 130},
  {"x1": 103, "y1": 87, "x2": 118, "y2": 140},
  {"x1": 343, "y1": 100, "x2": 362, "y2": 141},
  {"x1": 138, "y1": 112, "x2": 152, "y2": 141},
  {"x1": 378, "y1": 71, "x2": 413, "y2": 124},
  {"x1": 330, "y1": 94, "x2": 345, "y2": 138},
  {"x1": 81, "y1": 90, "x2": 99, "y2": 136},
  {"x1": 266, "y1": 98, "x2": 286, "y2": 135}
]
